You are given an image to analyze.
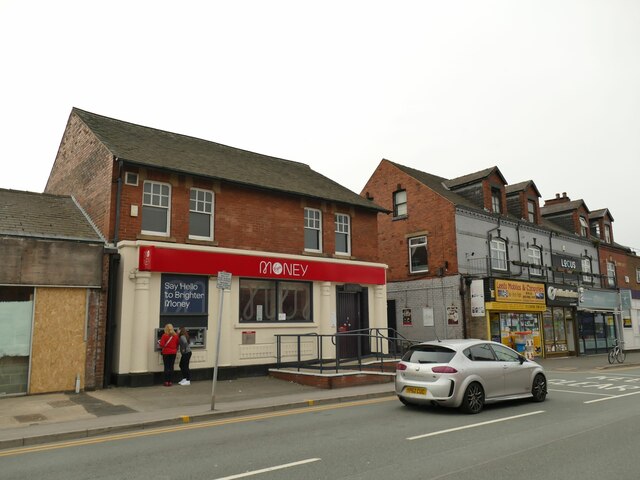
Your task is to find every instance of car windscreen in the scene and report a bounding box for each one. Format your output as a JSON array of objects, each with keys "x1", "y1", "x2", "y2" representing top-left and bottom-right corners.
[{"x1": 402, "y1": 345, "x2": 456, "y2": 364}]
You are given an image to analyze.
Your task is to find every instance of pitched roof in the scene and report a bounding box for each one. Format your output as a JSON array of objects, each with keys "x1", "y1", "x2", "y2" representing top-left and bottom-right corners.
[
  {"x1": 540, "y1": 199, "x2": 589, "y2": 216},
  {"x1": 443, "y1": 166, "x2": 506, "y2": 189},
  {"x1": 0, "y1": 189, "x2": 105, "y2": 242},
  {"x1": 505, "y1": 180, "x2": 541, "y2": 197},
  {"x1": 589, "y1": 208, "x2": 614, "y2": 222},
  {"x1": 72, "y1": 108, "x2": 385, "y2": 213}
]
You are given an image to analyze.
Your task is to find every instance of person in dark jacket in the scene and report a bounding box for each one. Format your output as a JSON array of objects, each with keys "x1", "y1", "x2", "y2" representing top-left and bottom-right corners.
[
  {"x1": 158, "y1": 324, "x2": 179, "y2": 386},
  {"x1": 178, "y1": 327, "x2": 192, "y2": 386}
]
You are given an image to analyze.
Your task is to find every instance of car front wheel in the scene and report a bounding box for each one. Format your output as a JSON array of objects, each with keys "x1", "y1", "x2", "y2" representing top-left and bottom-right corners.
[
  {"x1": 531, "y1": 373, "x2": 547, "y2": 402},
  {"x1": 460, "y1": 382, "x2": 484, "y2": 414}
]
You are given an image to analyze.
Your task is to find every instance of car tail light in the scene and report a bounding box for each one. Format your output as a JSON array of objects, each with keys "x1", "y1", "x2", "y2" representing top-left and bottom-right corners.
[
  {"x1": 432, "y1": 366, "x2": 457, "y2": 374},
  {"x1": 396, "y1": 363, "x2": 407, "y2": 371}
]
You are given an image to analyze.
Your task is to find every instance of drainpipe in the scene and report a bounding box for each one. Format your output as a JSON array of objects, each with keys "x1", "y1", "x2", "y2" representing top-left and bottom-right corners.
[
  {"x1": 513, "y1": 221, "x2": 523, "y2": 276},
  {"x1": 114, "y1": 158, "x2": 123, "y2": 244}
]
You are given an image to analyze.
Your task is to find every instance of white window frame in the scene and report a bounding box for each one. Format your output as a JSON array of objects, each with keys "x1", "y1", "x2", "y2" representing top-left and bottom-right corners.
[
  {"x1": 393, "y1": 190, "x2": 407, "y2": 217},
  {"x1": 141, "y1": 180, "x2": 171, "y2": 236},
  {"x1": 607, "y1": 261, "x2": 616, "y2": 287},
  {"x1": 124, "y1": 171, "x2": 139, "y2": 186},
  {"x1": 528, "y1": 247, "x2": 542, "y2": 276},
  {"x1": 604, "y1": 225, "x2": 611, "y2": 243},
  {"x1": 491, "y1": 189, "x2": 501, "y2": 213},
  {"x1": 334, "y1": 213, "x2": 351, "y2": 256},
  {"x1": 579, "y1": 216, "x2": 588, "y2": 237},
  {"x1": 581, "y1": 257, "x2": 593, "y2": 284},
  {"x1": 304, "y1": 207, "x2": 322, "y2": 252},
  {"x1": 591, "y1": 222, "x2": 600, "y2": 238},
  {"x1": 408, "y1": 235, "x2": 428, "y2": 273},
  {"x1": 490, "y1": 238, "x2": 507, "y2": 271},
  {"x1": 188, "y1": 188, "x2": 214, "y2": 241},
  {"x1": 636, "y1": 268, "x2": 640, "y2": 284},
  {"x1": 527, "y1": 200, "x2": 536, "y2": 223}
]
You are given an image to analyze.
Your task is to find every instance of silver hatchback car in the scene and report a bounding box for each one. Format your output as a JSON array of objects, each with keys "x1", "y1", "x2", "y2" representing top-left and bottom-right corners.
[{"x1": 395, "y1": 339, "x2": 547, "y2": 414}]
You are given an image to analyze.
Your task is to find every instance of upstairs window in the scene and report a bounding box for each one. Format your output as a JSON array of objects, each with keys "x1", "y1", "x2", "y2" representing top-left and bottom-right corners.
[
  {"x1": 142, "y1": 181, "x2": 171, "y2": 236},
  {"x1": 591, "y1": 222, "x2": 600, "y2": 238},
  {"x1": 581, "y1": 257, "x2": 593, "y2": 284},
  {"x1": 607, "y1": 261, "x2": 616, "y2": 287},
  {"x1": 189, "y1": 188, "x2": 214, "y2": 240},
  {"x1": 528, "y1": 247, "x2": 542, "y2": 276},
  {"x1": 335, "y1": 213, "x2": 351, "y2": 255},
  {"x1": 579, "y1": 216, "x2": 588, "y2": 237},
  {"x1": 490, "y1": 238, "x2": 507, "y2": 271},
  {"x1": 491, "y1": 188, "x2": 501, "y2": 213},
  {"x1": 304, "y1": 208, "x2": 322, "y2": 252},
  {"x1": 408, "y1": 236, "x2": 428, "y2": 273},
  {"x1": 636, "y1": 268, "x2": 640, "y2": 284},
  {"x1": 393, "y1": 190, "x2": 407, "y2": 217},
  {"x1": 527, "y1": 200, "x2": 536, "y2": 223},
  {"x1": 604, "y1": 225, "x2": 611, "y2": 243}
]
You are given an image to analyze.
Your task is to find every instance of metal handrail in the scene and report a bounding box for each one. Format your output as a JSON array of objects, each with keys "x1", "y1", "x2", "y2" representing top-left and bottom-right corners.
[{"x1": 274, "y1": 328, "x2": 418, "y2": 373}]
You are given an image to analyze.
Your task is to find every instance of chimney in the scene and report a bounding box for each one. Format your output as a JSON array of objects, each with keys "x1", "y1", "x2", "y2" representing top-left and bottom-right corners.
[{"x1": 544, "y1": 192, "x2": 571, "y2": 206}]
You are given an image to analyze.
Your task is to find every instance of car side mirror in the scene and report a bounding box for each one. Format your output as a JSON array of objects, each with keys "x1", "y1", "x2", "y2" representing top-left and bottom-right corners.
[{"x1": 519, "y1": 355, "x2": 526, "y2": 364}]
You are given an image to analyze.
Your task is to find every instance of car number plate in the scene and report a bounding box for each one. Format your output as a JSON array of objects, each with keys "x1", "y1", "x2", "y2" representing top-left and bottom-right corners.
[{"x1": 405, "y1": 386, "x2": 427, "y2": 395}]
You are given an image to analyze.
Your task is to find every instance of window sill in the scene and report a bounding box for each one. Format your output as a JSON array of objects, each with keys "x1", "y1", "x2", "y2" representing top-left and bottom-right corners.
[
  {"x1": 137, "y1": 233, "x2": 177, "y2": 243},
  {"x1": 302, "y1": 251, "x2": 329, "y2": 258},
  {"x1": 392, "y1": 215, "x2": 408, "y2": 221},
  {"x1": 186, "y1": 238, "x2": 218, "y2": 247}
]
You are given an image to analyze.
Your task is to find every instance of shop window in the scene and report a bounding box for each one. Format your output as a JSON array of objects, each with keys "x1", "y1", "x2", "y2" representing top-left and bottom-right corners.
[
  {"x1": 142, "y1": 181, "x2": 171, "y2": 236},
  {"x1": 581, "y1": 257, "x2": 593, "y2": 284},
  {"x1": 607, "y1": 261, "x2": 616, "y2": 287},
  {"x1": 393, "y1": 190, "x2": 407, "y2": 218},
  {"x1": 527, "y1": 247, "x2": 542, "y2": 276},
  {"x1": 304, "y1": 208, "x2": 322, "y2": 252},
  {"x1": 335, "y1": 213, "x2": 350, "y2": 255},
  {"x1": 189, "y1": 188, "x2": 214, "y2": 240},
  {"x1": 490, "y1": 238, "x2": 508, "y2": 271},
  {"x1": 408, "y1": 235, "x2": 428, "y2": 273},
  {"x1": 239, "y1": 278, "x2": 312, "y2": 322}
]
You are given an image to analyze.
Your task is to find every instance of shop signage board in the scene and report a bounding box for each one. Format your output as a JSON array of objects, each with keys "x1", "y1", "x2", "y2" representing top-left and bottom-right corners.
[
  {"x1": 161, "y1": 274, "x2": 208, "y2": 315},
  {"x1": 579, "y1": 287, "x2": 619, "y2": 310},
  {"x1": 546, "y1": 283, "x2": 579, "y2": 307},
  {"x1": 494, "y1": 279, "x2": 545, "y2": 304},
  {"x1": 139, "y1": 246, "x2": 386, "y2": 285}
]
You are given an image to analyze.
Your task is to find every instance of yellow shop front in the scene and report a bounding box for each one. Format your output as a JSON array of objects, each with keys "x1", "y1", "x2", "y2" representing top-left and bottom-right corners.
[{"x1": 486, "y1": 279, "x2": 547, "y2": 359}]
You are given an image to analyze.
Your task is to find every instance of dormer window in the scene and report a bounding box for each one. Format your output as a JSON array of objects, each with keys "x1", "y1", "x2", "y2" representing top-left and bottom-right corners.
[
  {"x1": 579, "y1": 216, "x2": 588, "y2": 237},
  {"x1": 527, "y1": 200, "x2": 536, "y2": 223},
  {"x1": 491, "y1": 188, "x2": 501, "y2": 213},
  {"x1": 604, "y1": 225, "x2": 611, "y2": 243},
  {"x1": 591, "y1": 222, "x2": 600, "y2": 238}
]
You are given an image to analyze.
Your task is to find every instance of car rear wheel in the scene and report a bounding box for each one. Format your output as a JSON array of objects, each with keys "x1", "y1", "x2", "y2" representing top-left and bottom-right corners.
[
  {"x1": 531, "y1": 373, "x2": 547, "y2": 402},
  {"x1": 460, "y1": 382, "x2": 484, "y2": 414}
]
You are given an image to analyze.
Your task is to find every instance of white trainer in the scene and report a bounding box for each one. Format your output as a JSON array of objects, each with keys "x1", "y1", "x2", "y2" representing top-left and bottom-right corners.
[{"x1": 180, "y1": 380, "x2": 190, "y2": 386}]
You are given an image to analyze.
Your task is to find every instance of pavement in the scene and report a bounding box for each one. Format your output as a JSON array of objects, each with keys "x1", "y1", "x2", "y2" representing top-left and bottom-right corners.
[{"x1": 2, "y1": 352, "x2": 639, "y2": 451}]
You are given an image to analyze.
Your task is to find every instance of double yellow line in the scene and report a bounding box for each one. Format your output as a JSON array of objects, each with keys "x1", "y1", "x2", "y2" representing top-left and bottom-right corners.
[{"x1": 1, "y1": 396, "x2": 394, "y2": 457}]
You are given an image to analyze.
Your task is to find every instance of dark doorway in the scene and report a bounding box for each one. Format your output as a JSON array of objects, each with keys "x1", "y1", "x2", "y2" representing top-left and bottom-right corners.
[{"x1": 336, "y1": 285, "x2": 369, "y2": 359}]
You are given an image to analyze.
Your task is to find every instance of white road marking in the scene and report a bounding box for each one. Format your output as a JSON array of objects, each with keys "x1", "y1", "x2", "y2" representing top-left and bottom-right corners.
[
  {"x1": 584, "y1": 390, "x2": 640, "y2": 404},
  {"x1": 406, "y1": 410, "x2": 545, "y2": 441},
  {"x1": 212, "y1": 458, "x2": 321, "y2": 479},
  {"x1": 548, "y1": 388, "x2": 613, "y2": 397}
]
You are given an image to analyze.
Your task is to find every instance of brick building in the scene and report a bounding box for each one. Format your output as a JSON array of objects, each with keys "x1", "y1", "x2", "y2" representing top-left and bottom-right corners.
[
  {"x1": 362, "y1": 159, "x2": 610, "y2": 358},
  {"x1": 0, "y1": 189, "x2": 106, "y2": 395},
  {"x1": 45, "y1": 108, "x2": 388, "y2": 386}
]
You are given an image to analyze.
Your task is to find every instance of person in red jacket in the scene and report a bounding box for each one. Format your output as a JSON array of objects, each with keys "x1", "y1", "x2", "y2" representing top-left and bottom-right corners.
[{"x1": 158, "y1": 323, "x2": 179, "y2": 386}]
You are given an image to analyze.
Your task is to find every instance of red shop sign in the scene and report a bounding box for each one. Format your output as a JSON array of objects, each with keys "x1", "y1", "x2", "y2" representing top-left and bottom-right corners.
[{"x1": 139, "y1": 246, "x2": 386, "y2": 285}]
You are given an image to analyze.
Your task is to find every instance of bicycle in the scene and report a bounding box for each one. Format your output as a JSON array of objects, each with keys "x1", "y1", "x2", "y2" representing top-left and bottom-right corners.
[{"x1": 608, "y1": 339, "x2": 626, "y2": 364}]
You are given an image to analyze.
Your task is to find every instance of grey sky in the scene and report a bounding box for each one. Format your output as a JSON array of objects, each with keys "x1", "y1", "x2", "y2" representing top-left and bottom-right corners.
[{"x1": 1, "y1": 0, "x2": 638, "y2": 250}]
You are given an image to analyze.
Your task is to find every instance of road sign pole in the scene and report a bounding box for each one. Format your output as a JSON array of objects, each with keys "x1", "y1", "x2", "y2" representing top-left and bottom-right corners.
[{"x1": 211, "y1": 271, "x2": 231, "y2": 410}]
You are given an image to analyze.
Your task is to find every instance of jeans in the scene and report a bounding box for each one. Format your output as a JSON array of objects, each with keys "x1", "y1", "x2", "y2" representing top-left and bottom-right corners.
[
  {"x1": 162, "y1": 354, "x2": 176, "y2": 383},
  {"x1": 179, "y1": 351, "x2": 192, "y2": 381}
]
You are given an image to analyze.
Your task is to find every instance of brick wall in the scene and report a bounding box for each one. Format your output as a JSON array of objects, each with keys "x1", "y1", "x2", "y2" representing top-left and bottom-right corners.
[
  {"x1": 45, "y1": 112, "x2": 115, "y2": 240},
  {"x1": 117, "y1": 167, "x2": 380, "y2": 262},
  {"x1": 361, "y1": 160, "x2": 457, "y2": 282}
]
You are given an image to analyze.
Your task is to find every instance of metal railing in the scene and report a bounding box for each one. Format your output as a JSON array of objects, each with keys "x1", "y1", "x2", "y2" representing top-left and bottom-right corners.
[{"x1": 274, "y1": 328, "x2": 418, "y2": 374}]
